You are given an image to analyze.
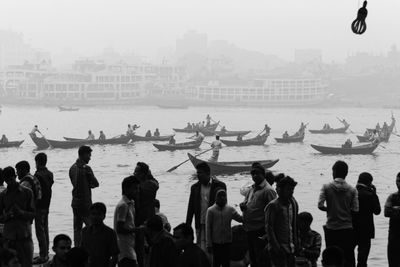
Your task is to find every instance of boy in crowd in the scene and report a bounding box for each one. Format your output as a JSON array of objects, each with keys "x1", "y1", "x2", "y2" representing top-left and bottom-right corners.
[{"x1": 44, "y1": 234, "x2": 72, "y2": 267}]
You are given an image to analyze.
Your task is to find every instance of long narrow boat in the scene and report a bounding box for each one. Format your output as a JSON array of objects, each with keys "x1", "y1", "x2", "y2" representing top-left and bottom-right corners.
[
  {"x1": 130, "y1": 134, "x2": 174, "y2": 142},
  {"x1": 199, "y1": 128, "x2": 251, "y2": 137},
  {"x1": 0, "y1": 140, "x2": 24, "y2": 148},
  {"x1": 220, "y1": 135, "x2": 268, "y2": 147},
  {"x1": 310, "y1": 143, "x2": 378, "y2": 155},
  {"x1": 173, "y1": 122, "x2": 220, "y2": 133},
  {"x1": 153, "y1": 140, "x2": 202, "y2": 151},
  {"x1": 309, "y1": 124, "x2": 349, "y2": 134},
  {"x1": 30, "y1": 134, "x2": 130, "y2": 149},
  {"x1": 58, "y1": 106, "x2": 79, "y2": 112},
  {"x1": 357, "y1": 116, "x2": 396, "y2": 143},
  {"x1": 275, "y1": 133, "x2": 305, "y2": 143},
  {"x1": 188, "y1": 153, "x2": 279, "y2": 175},
  {"x1": 157, "y1": 104, "x2": 189, "y2": 109}
]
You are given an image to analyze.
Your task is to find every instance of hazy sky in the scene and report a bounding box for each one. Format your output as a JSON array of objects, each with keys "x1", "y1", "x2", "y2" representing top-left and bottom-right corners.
[{"x1": 1, "y1": 0, "x2": 400, "y2": 63}]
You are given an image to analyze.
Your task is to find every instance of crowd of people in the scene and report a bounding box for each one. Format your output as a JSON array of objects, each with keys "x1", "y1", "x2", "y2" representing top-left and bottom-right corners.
[{"x1": 0, "y1": 146, "x2": 400, "y2": 267}]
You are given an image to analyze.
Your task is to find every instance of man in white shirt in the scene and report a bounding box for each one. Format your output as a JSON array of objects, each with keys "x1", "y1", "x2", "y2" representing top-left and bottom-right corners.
[
  {"x1": 87, "y1": 130, "x2": 95, "y2": 140},
  {"x1": 209, "y1": 135, "x2": 222, "y2": 162}
]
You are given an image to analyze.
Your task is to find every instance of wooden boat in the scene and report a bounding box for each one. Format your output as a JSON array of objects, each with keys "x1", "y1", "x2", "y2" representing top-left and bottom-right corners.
[
  {"x1": 358, "y1": 116, "x2": 396, "y2": 142},
  {"x1": 58, "y1": 106, "x2": 79, "y2": 112},
  {"x1": 199, "y1": 128, "x2": 251, "y2": 137},
  {"x1": 0, "y1": 140, "x2": 24, "y2": 148},
  {"x1": 188, "y1": 153, "x2": 279, "y2": 175},
  {"x1": 310, "y1": 143, "x2": 379, "y2": 155},
  {"x1": 275, "y1": 133, "x2": 305, "y2": 143},
  {"x1": 153, "y1": 140, "x2": 202, "y2": 151},
  {"x1": 309, "y1": 124, "x2": 349, "y2": 134},
  {"x1": 173, "y1": 122, "x2": 220, "y2": 133},
  {"x1": 30, "y1": 134, "x2": 130, "y2": 149},
  {"x1": 220, "y1": 135, "x2": 268, "y2": 147},
  {"x1": 130, "y1": 134, "x2": 175, "y2": 142}
]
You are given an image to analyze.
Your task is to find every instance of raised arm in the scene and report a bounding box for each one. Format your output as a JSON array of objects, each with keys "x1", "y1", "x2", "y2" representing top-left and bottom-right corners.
[{"x1": 318, "y1": 186, "x2": 327, "y2": 212}]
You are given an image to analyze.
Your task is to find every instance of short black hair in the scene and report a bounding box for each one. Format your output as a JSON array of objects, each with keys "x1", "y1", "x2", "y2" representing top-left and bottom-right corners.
[
  {"x1": 53, "y1": 234, "x2": 72, "y2": 247},
  {"x1": 90, "y1": 202, "x2": 106, "y2": 215},
  {"x1": 2, "y1": 166, "x2": 16, "y2": 179},
  {"x1": 322, "y1": 246, "x2": 344, "y2": 266},
  {"x1": 78, "y1": 146, "x2": 92, "y2": 157},
  {"x1": 122, "y1": 175, "x2": 140, "y2": 195},
  {"x1": 146, "y1": 215, "x2": 163, "y2": 232},
  {"x1": 195, "y1": 162, "x2": 210, "y2": 175},
  {"x1": 15, "y1": 160, "x2": 30, "y2": 172},
  {"x1": 298, "y1": 212, "x2": 313, "y2": 225},
  {"x1": 136, "y1": 162, "x2": 150, "y2": 174},
  {"x1": 276, "y1": 176, "x2": 297, "y2": 189},
  {"x1": 332, "y1": 160, "x2": 348, "y2": 178},
  {"x1": 0, "y1": 248, "x2": 18, "y2": 265},
  {"x1": 35, "y1": 153, "x2": 47, "y2": 166},
  {"x1": 265, "y1": 171, "x2": 275, "y2": 186},
  {"x1": 358, "y1": 172, "x2": 373, "y2": 185},
  {"x1": 154, "y1": 199, "x2": 160, "y2": 209},
  {"x1": 66, "y1": 247, "x2": 89, "y2": 267},
  {"x1": 173, "y1": 223, "x2": 194, "y2": 240}
]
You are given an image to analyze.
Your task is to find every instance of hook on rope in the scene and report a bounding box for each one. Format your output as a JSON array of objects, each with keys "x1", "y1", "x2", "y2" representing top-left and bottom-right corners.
[{"x1": 351, "y1": 0, "x2": 368, "y2": 34}]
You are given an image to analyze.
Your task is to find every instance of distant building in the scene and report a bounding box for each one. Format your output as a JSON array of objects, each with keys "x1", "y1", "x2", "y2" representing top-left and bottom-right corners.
[
  {"x1": 176, "y1": 31, "x2": 208, "y2": 57},
  {"x1": 0, "y1": 30, "x2": 51, "y2": 69},
  {"x1": 294, "y1": 49, "x2": 322, "y2": 65}
]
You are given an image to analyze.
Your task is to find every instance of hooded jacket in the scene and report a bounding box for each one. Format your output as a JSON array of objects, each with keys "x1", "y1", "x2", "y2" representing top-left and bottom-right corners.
[{"x1": 318, "y1": 178, "x2": 359, "y2": 230}]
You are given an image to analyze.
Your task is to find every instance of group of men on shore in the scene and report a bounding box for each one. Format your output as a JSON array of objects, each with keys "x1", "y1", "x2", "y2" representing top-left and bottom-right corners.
[{"x1": 1, "y1": 145, "x2": 400, "y2": 267}]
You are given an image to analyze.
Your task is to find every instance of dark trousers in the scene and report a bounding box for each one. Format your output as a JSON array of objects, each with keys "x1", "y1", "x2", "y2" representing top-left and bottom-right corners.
[
  {"x1": 213, "y1": 243, "x2": 230, "y2": 267},
  {"x1": 324, "y1": 227, "x2": 355, "y2": 267},
  {"x1": 5, "y1": 238, "x2": 34, "y2": 267},
  {"x1": 355, "y1": 235, "x2": 371, "y2": 267},
  {"x1": 388, "y1": 235, "x2": 400, "y2": 267},
  {"x1": 246, "y1": 228, "x2": 269, "y2": 267},
  {"x1": 270, "y1": 252, "x2": 295, "y2": 267},
  {"x1": 135, "y1": 231, "x2": 146, "y2": 267},
  {"x1": 72, "y1": 207, "x2": 91, "y2": 246},
  {"x1": 35, "y1": 209, "x2": 49, "y2": 258},
  {"x1": 119, "y1": 258, "x2": 138, "y2": 267}
]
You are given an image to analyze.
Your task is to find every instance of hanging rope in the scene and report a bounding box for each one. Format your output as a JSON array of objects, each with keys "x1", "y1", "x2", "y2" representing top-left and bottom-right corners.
[{"x1": 351, "y1": 0, "x2": 368, "y2": 34}]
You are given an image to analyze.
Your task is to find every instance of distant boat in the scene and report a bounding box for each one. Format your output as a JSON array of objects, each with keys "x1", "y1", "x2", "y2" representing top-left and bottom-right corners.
[
  {"x1": 157, "y1": 104, "x2": 189, "y2": 109},
  {"x1": 58, "y1": 106, "x2": 79, "y2": 112}
]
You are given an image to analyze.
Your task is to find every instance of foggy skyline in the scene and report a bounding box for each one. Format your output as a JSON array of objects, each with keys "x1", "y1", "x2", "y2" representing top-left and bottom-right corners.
[{"x1": 1, "y1": 0, "x2": 400, "y2": 64}]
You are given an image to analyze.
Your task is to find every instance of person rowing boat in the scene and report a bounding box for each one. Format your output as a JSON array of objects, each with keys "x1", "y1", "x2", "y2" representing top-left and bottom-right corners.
[
  {"x1": 189, "y1": 131, "x2": 204, "y2": 142},
  {"x1": 0, "y1": 134, "x2": 8, "y2": 144},
  {"x1": 126, "y1": 124, "x2": 133, "y2": 135},
  {"x1": 168, "y1": 136, "x2": 176, "y2": 145},
  {"x1": 30, "y1": 125, "x2": 42, "y2": 138}
]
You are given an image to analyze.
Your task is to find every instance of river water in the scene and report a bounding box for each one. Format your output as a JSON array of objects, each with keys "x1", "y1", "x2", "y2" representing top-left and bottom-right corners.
[{"x1": 0, "y1": 105, "x2": 399, "y2": 266}]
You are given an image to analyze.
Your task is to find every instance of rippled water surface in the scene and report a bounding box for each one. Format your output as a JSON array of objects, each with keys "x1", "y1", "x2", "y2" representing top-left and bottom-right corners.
[{"x1": 1, "y1": 105, "x2": 399, "y2": 266}]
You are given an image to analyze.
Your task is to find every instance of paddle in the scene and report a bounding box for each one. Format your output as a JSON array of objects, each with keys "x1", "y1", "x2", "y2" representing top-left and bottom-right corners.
[
  {"x1": 167, "y1": 147, "x2": 214, "y2": 172},
  {"x1": 39, "y1": 132, "x2": 52, "y2": 149}
]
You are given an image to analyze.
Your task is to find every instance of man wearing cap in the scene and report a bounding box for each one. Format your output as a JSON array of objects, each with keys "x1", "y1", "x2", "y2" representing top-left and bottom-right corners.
[
  {"x1": 239, "y1": 163, "x2": 276, "y2": 267},
  {"x1": 265, "y1": 176, "x2": 299, "y2": 267}
]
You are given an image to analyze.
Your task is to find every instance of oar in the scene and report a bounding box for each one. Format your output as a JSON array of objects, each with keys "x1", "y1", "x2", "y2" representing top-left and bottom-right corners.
[
  {"x1": 167, "y1": 147, "x2": 214, "y2": 172},
  {"x1": 39, "y1": 132, "x2": 52, "y2": 149}
]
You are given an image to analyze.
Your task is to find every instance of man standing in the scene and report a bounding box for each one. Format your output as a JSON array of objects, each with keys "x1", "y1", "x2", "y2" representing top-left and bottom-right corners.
[
  {"x1": 318, "y1": 160, "x2": 359, "y2": 267},
  {"x1": 265, "y1": 176, "x2": 299, "y2": 267},
  {"x1": 69, "y1": 145, "x2": 99, "y2": 246},
  {"x1": 239, "y1": 163, "x2": 276, "y2": 267},
  {"x1": 0, "y1": 166, "x2": 36, "y2": 267},
  {"x1": 384, "y1": 172, "x2": 400, "y2": 267},
  {"x1": 186, "y1": 162, "x2": 226, "y2": 252},
  {"x1": 33, "y1": 153, "x2": 54, "y2": 265},
  {"x1": 174, "y1": 223, "x2": 210, "y2": 267},
  {"x1": 209, "y1": 135, "x2": 222, "y2": 162},
  {"x1": 353, "y1": 172, "x2": 380, "y2": 267}
]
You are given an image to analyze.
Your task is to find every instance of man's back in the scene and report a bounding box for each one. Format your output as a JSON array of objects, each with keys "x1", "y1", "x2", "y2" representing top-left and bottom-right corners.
[
  {"x1": 35, "y1": 167, "x2": 54, "y2": 210},
  {"x1": 150, "y1": 231, "x2": 178, "y2": 267},
  {"x1": 319, "y1": 178, "x2": 358, "y2": 229}
]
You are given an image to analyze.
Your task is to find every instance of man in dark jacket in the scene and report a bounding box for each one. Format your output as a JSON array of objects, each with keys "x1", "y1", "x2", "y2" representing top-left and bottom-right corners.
[
  {"x1": 353, "y1": 172, "x2": 381, "y2": 267},
  {"x1": 33, "y1": 153, "x2": 54, "y2": 265},
  {"x1": 69, "y1": 146, "x2": 99, "y2": 246},
  {"x1": 134, "y1": 162, "x2": 159, "y2": 267},
  {"x1": 186, "y1": 162, "x2": 226, "y2": 252},
  {"x1": 146, "y1": 215, "x2": 178, "y2": 267}
]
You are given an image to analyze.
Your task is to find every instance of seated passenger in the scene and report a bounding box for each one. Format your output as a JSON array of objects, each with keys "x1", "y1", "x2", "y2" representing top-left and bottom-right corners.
[
  {"x1": 237, "y1": 134, "x2": 243, "y2": 141},
  {"x1": 99, "y1": 131, "x2": 106, "y2": 140},
  {"x1": 282, "y1": 131, "x2": 289, "y2": 139},
  {"x1": 220, "y1": 126, "x2": 227, "y2": 133},
  {"x1": 87, "y1": 130, "x2": 95, "y2": 140},
  {"x1": 0, "y1": 134, "x2": 8, "y2": 144},
  {"x1": 169, "y1": 136, "x2": 176, "y2": 145},
  {"x1": 154, "y1": 128, "x2": 160, "y2": 137},
  {"x1": 145, "y1": 130, "x2": 152, "y2": 137}
]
